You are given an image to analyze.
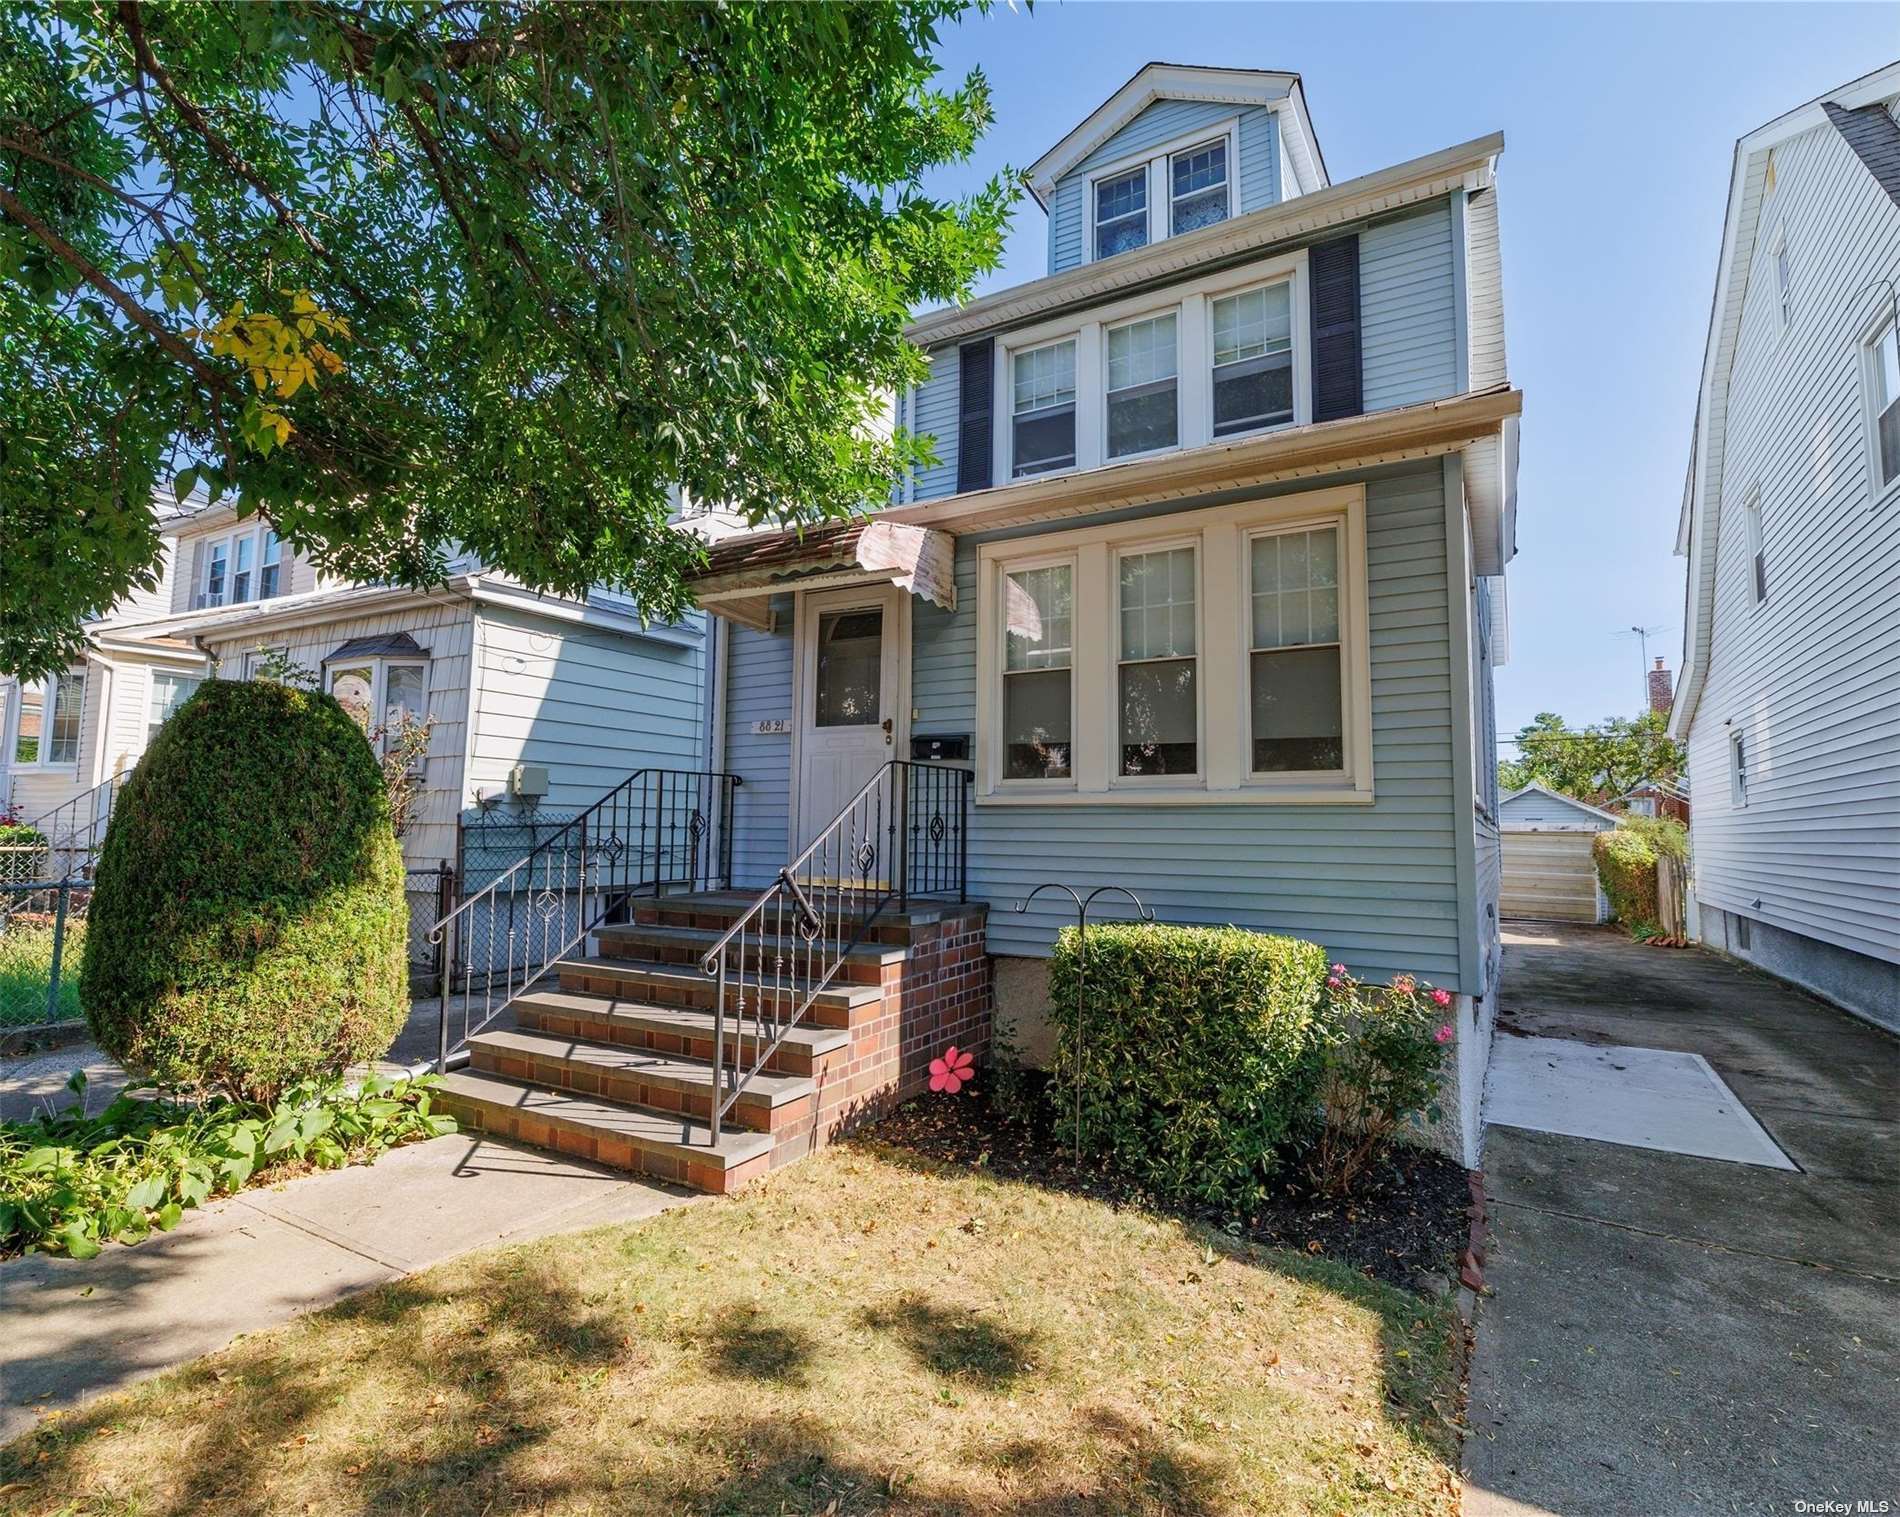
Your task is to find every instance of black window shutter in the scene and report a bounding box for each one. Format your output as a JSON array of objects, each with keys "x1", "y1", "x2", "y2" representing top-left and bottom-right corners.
[
  {"x1": 956, "y1": 338, "x2": 994, "y2": 494},
  {"x1": 1309, "y1": 234, "x2": 1362, "y2": 423}
]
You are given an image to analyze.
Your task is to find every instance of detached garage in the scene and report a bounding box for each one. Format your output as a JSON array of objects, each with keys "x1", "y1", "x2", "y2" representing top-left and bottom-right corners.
[{"x1": 1499, "y1": 783, "x2": 1619, "y2": 922}]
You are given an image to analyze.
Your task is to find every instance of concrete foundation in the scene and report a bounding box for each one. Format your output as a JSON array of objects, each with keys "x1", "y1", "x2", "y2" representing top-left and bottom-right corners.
[{"x1": 1698, "y1": 903, "x2": 1900, "y2": 1036}]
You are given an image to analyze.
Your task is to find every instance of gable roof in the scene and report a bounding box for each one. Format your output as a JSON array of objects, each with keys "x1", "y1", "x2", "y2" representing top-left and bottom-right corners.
[
  {"x1": 1024, "y1": 63, "x2": 1327, "y2": 209},
  {"x1": 1498, "y1": 782, "x2": 1621, "y2": 828},
  {"x1": 1671, "y1": 60, "x2": 1900, "y2": 740}
]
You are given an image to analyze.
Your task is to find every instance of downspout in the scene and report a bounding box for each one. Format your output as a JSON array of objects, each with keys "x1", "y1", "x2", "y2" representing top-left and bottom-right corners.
[
  {"x1": 710, "y1": 613, "x2": 729, "y2": 777},
  {"x1": 1442, "y1": 452, "x2": 1483, "y2": 999}
]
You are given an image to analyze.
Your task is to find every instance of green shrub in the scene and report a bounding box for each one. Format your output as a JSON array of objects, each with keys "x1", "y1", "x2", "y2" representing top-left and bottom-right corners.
[
  {"x1": 1046, "y1": 923, "x2": 1327, "y2": 1210},
  {"x1": 0, "y1": 824, "x2": 47, "y2": 849},
  {"x1": 80, "y1": 679, "x2": 410, "y2": 1102},
  {"x1": 1, "y1": 1071, "x2": 455, "y2": 1258},
  {"x1": 1306, "y1": 968, "x2": 1452, "y2": 1195},
  {"x1": 1594, "y1": 818, "x2": 1686, "y2": 935}
]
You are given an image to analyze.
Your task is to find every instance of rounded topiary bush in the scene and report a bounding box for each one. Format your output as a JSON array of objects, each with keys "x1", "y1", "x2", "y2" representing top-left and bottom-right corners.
[{"x1": 81, "y1": 678, "x2": 409, "y2": 1100}]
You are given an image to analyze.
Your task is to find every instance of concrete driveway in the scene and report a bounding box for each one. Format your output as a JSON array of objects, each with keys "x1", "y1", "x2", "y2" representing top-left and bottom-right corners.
[{"x1": 1464, "y1": 923, "x2": 1899, "y2": 1517}]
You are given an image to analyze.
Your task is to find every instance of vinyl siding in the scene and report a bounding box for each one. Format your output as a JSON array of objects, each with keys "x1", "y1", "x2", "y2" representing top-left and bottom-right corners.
[
  {"x1": 1465, "y1": 187, "x2": 1508, "y2": 389},
  {"x1": 1047, "y1": 101, "x2": 1279, "y2": 275},
  {"x1": 1685, "y1": 113, "x2": 1900, "y2": 968},
  {"x1": 911, "y1": 345, "x2": 961, "y2": 502},
  {"x1": 1499, "y1": 789, "x2": 1614, "y2": 830},
  {"x1": 1360, "y1": 203, "x2": 1460, "y2": 411},
  {"x1": 103, "y1": 540, "x2": 177, "y2": 626},
  {"x1": 722, "y1": 608, "x2": 795, "y2": 887},
  {"x1": 201, "y1": 601, "x2": 476, "y2": 867}
]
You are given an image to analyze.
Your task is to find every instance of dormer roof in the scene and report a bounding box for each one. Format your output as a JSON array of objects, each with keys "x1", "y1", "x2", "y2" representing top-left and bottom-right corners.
[{"x1": 1026, "y1": 62, "x2": 1328, "y2": 210}]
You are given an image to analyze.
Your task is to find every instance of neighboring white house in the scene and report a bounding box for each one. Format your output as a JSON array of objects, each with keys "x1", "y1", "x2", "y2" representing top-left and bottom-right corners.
[
  {"x1": 1671, "y1": 61, "x2": 1900, "y2": 1032},
  {"x1": 0, "y1": 503, "x2": 710, "y2": 878},
  {"x1": 1497, "y1": 782, "x2": 1618, "y2": 923}
]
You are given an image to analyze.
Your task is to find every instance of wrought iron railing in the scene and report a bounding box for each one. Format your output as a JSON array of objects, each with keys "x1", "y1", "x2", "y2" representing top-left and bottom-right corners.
[
  {"x1": 428, "y1": 768, "x2": 741, "y2": 1070},
  {"x1": 18, "y1": 775, "x2": 125, "y2": 883},
  {"x1": 699, "y1": 760, "x2": 971, "y2": 1139}
]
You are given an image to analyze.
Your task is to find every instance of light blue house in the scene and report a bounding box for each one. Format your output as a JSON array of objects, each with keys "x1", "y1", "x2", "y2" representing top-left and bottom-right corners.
[{"x1": 686, "y1": 65, "x2": 1523, "y2": 1164}]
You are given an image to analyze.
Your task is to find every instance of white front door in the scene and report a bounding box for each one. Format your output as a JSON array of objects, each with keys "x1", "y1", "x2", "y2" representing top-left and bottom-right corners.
[{"x1": 794, "y1": 585, "x2": 902, "y2": 858}]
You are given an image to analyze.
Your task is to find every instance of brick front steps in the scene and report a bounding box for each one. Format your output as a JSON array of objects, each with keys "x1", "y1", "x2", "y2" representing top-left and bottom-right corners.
[{"x1": 436, "y1": 892, "x2": 991, "y2": 1195}]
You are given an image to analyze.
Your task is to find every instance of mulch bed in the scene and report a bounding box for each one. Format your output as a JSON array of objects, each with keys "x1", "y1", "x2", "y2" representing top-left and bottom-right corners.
[{"x1": 866, "y1": 1075, "x2": 1470, "y2": 1294}]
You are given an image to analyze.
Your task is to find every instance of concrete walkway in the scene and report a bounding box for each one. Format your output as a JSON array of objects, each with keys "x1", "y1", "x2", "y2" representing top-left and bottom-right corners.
[
  {"x1": 0, "y1": 1132, "x2": 691, "y2": 1445},
  {"x1": 1464, "y1": 923, "x2": 1899, "y2": 1517}
]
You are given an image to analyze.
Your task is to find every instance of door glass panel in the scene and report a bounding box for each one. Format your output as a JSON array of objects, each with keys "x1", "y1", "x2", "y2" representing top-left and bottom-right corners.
[{"x1": 814, "y1": 609, "x2": 882, "y2": 727}]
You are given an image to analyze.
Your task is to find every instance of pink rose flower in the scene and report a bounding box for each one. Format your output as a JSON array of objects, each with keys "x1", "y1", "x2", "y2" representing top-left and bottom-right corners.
[
  {"x1": 929, "y1": 1045, "x2": 975, "y2": 1094},
  {"x1": 1392, "y1": 974, "x2": 1417, "y2": 994},
  {"x1": 1433, "y1": 1024, "x2": 1454, "y2": 1045},
  {"x1": 1330, "y1": 963, "x2": 1348, "y2": 977},
  {"x1": 1325, "y1": 975, "x2": 1342, "y2": 990},
  {"x1": 1430, "y1": 987, "x2": 1452, "y2": 1009}
]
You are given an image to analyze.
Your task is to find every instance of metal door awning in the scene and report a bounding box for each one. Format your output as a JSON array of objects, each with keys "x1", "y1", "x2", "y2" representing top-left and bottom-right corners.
[{"x1": 688, "y1": 520, "x2": 956, "y2": 629}]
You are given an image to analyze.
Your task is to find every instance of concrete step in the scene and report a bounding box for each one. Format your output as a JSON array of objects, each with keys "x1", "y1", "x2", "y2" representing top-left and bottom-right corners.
[
  {"x1": 467, "y1": 1027, "x2": 814, "y2": 1134},
  {"x1": 594, "y1": 920, "x2": 908, "y2": 987},
  {"x1": 512, "y1": 989, "x2": 849, "y2": 1077},
  {"x1": 552, "y1": 956, "x2": 884, "y2": 1029},
  {"x1": 435, "y1": 1071, "x2": 775, "y2": 1195}
]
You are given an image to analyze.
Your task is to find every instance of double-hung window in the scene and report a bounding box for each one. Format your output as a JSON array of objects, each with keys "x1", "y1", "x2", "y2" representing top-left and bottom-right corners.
[
  {"x1": 1002, "y1": 561, "x2": 1074, "y2": 781},
  {"x1": 12, "y1": 671, "x2": 84, "y2": 767},
  {"x1": 203, "y1": 540, "x2": 229, "y2": 608},
  {"x1": 1012, "y1": 340, "x2": 1077, "y2": 477},
  {"x1": 1730, "y1": 730, "x2": 1749, "y2": 807},
  {"x1": 1106, "y1": 314, "x2": 1178, "y2": 458},
  {"x1": 231, "y1": 534, "x2": 255, "y2": 603},
  {"x1": 1170, "y1": 139, "x2": 1229, "y2": 235},
  {"x1": 1212, "y1": 283, "x2": 1295, "y2": 437},
  {"x1": 259, "y1": 530, "x2": 283, "y2": 599},
  {"x1": 1744, "y1": 488, "x2": 1766, "y2": 604},
  {"x1": 196, "y1": 524, "x2": 284, "y2": 608},
  {"x1": 147, "y1": 672, "x2": 201, "y2": 746},
  {"x1": 1867, "y1": 318, "x2": 1900, "y2": 494},
  {"x1": 1117, "y1": 545, "x2": 1199, "y2": 777},
  {"x1": 1248, "y1": 526, "x2": 1344, "y2": 772},
  {"x1": 1773, "y1": 227, "x2": 1792, "y2": 331},
  {"x1": 1094, "y1": 166, "x2": 1149, "y2": 260}
]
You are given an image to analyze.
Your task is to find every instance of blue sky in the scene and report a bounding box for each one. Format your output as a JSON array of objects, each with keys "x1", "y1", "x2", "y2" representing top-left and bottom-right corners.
[{"x1": 915, "y1": 2, "x2": 1898, "y2": 743}]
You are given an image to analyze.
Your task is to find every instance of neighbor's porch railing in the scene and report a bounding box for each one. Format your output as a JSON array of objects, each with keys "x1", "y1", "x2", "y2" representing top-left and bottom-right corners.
[
  {"x1": 14, "y1": 774, "x2": 125, "y2": 883},
  {"x1": 699, "y1": 760, "x2": 971, "y2": 1140},
  {"x1": 428, "y1": 768, "x2": 741, "y2": 1070}
]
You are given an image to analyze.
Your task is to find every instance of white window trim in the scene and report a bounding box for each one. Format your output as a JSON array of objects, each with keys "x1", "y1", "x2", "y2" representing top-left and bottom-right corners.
[
  {"x1": 1083, "y1": 116, "x2": 1240, "y2": 267},
  {"x1": 194, "y1": 522, "x2": 284, "y2": 609},
  {"x1": 992, "y1": 250, "x2": 1311, "y2": 485},
  {"x1": 1167, "y1": 136, "x2": 1235, "y2": 239},
  {"x1": 1729, "y1": 728, "x2": 1749, "y2": 808},
  {"x1": 1855, "y1": 302, "x2": 1900, "y2": 508},
  {"x1": 1743, "y1": 485, "x2": 1767, "y2": 608},
  {"x1": 324, "y1": 657, "x2": 430, "y2": 756},
  {"x1": 1111, "y1": 534, "x2": 1205, "y2": 788},
  {"x1": 1242, "y1": 520, "x2": 1349, "y2": 782},
  {"x1": 974, "y1": 481, "x2": 1371, "y2": 806},
  {"x1": 1102, "y1": 311, "x2": 1182, "y2": 465},
  {"x1": 1771, "y1": 222, "x2": 1792, "y2": 335},
  {"x1": 7, "y1": 669, "x2": 86, "y2": 771},
  {"x1": 992, "y1": 548, "x2": 1079, "y2": 794},
  {"x1": 146, "y1": 670, "x2": 201, "y2": 747}
]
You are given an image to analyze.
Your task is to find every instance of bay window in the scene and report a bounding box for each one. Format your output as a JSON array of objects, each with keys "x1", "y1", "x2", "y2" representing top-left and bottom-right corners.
[
  {"x1": 147, "y1": 672, "x2": 201, "y2": 746},
  {"x1": 1012, "y1": 339, "x2": 1077, "y2": 477},
  {"x1": 11, "y1": 671, "x2": 84, "y2": 767},
  {"x1": 977, "y1": 484, "x2": 1370, "y2": 805},
  {"x1": 1116, "y1": 545, "x2": 1198, "y2": 777},
  {"x1": 1106, "y1": 314, "x2": 1179, "y2": 458},
  {"x1": 1248, "y1": 526, "x2": 1343, "y2": 772},
  {"x1": 1002, "y1": 561, "x2": 1074, "y2": 781},
  {"x1": 327, "y1": 658, "x2": 430, "y2": 757},
  {"x1": 1170, "y1": 139, "x2": 1229, "y2": 234},
  {"x1": 1094, "y1": 166, "x2": 1148, "y2": 260},
  {"x1": 1211, "y1": 283, "x2": 1294, "y2": 437}
]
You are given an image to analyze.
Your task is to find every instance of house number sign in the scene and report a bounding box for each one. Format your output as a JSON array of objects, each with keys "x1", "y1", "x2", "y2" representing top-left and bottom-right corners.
[{"x1": 752, "y1": 718, "x2": 792, "y2": 735}]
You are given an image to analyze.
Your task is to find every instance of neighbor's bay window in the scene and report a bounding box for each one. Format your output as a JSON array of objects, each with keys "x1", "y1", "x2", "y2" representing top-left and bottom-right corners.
[
  {"x1": 1117, "y1": 545, "x2": 1199, "y2": 777},
  {"x1": 977, "y1": 485, "x2": 1370, "y2": 805},
  {"x1": 1212, "y1": 283, "x2": 1294, "y2": 437},
  {"x1": 1002, "y1": 562, "x2": 1074, "y2": 780},
  {"x1": 1012, "y1": 339, "x2": 1077, "y2": 477},
  {"x1": 1248, "y1": 526, "x2": 1344, "y2": 772},
  {"x1": 1106, "y1": 314, "x2": 1179, "y2": 458},
  {"x1": 328, "y1": 659, "x2": 428, "y2": 756}
]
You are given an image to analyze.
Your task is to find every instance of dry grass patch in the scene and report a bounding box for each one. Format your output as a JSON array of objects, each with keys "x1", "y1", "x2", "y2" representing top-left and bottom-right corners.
[{"x1": 0, "y1": 1139, "x2": 1463, "y2": 1515}]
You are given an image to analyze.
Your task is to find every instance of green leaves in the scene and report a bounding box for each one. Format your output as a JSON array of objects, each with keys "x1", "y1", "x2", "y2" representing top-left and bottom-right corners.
[
  {"x1": 2, "y1": 1, "x2": 1015, "y2": 678},
  {"x1": 0, "y1": 1073, "x2": 457, "y2": 1259}
]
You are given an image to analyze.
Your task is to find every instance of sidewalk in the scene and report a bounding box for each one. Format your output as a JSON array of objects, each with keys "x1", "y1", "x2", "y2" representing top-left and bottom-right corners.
[{"x1": 0, "y1": 1133, "x2": 692, "y2": 1445}]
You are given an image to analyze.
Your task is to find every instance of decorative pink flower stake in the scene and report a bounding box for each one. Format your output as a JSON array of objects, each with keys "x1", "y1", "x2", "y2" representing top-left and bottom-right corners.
[{"x1": 929, "y1": 1045, "x2": 975, "y2": 1094}]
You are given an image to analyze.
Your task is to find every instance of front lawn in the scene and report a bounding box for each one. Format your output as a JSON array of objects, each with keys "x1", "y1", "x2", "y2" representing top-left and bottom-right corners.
[
  {"x1": 0, "y1": 1138, "x2": 1463, "y2": 1516},
  {"x1": 0, "y1": 920, "x2": 83, "y2": 1029}
]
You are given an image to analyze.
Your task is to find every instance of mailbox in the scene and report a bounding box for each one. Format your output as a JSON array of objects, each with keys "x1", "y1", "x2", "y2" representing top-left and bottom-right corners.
[{"x1": 910, "y1": 733, "x2": 970, "y2": 762}]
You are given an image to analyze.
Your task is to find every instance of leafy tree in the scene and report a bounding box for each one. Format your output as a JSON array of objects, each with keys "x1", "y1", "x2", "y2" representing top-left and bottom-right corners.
[
  {"x1": 1497, "y1": 709, "x2": 1684, "y2": 803},
  {"x1": 1, "y1": 1, "x2": 1014, "y2": 679}
]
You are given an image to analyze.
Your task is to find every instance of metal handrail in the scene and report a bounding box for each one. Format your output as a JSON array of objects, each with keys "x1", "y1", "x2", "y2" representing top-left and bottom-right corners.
[
  {"x1": 698, "y1": 759, "x2": 972, "y2": 1139},
  {"x1": 428, "y1": 767, "x2": 742, "y2": 1071},
  {"x1": 19, "y1": 774, "x2": 125, "y2": 882}
]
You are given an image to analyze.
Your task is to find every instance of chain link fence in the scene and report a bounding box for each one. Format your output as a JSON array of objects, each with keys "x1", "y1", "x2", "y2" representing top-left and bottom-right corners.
[{"x1": 0, "y1": 880, "x2": 89, "y2": 1033}]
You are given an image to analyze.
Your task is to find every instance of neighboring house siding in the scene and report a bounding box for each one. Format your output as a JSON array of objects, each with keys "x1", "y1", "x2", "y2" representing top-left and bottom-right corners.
[
  {"x1": 1499, "y1": 789, "x2": 1614, "y2": 830},
  {"x1": 463, "y1": 607, "x2": 706, "y2": 818},
  {"x1": 1686, "y1": 114, "x2": 1900, "y2": 971},
  {"x1": 202, "y1": 601, "x2": 475, "y2": 868},
  {"x1": 912, "y1": 345, "x2": 961, "y2": 502},
  {"x1": 1047, "y1": 100, "x2": 1279, "y2": 274},
  {"x1": 722, "y1": 613, "x2": 795, "y2": 888},
  {"x1": 106, "y1": 541, "x2": 177, "y2": 626},
  {"x1": 6, "y1": 665, "x2": 105, "y2": 825},
  {"x1": 1360, "y1": 203, "x2": 1460, "y2": 411},
  {"x1": 912, "y1": 462, "x2": 1463, "y2": 985},
  {"x1": 1466, "y1": 188, "x2": 1508, "y2": 389}
]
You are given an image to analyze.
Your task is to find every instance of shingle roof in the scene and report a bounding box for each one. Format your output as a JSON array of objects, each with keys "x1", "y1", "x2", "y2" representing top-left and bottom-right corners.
[
  {"x1": 1822, "y1": 99, "x2": 1900, "y2": 209},
  {"x1": 324, "y1": 632, "x2": 429, "y2": 662}
]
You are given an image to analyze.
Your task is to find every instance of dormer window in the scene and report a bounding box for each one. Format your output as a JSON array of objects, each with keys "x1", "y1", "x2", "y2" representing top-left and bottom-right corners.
[
  {"x1": 1094, "y1": 167, "x2": 1148, "y2": 260},
  {"x1": 1170, "y1": 140, "x2": 1230, "y2": 234},
  {"x1": 1012, "y1": 339, "x2": 1078, "y2": 477}
]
